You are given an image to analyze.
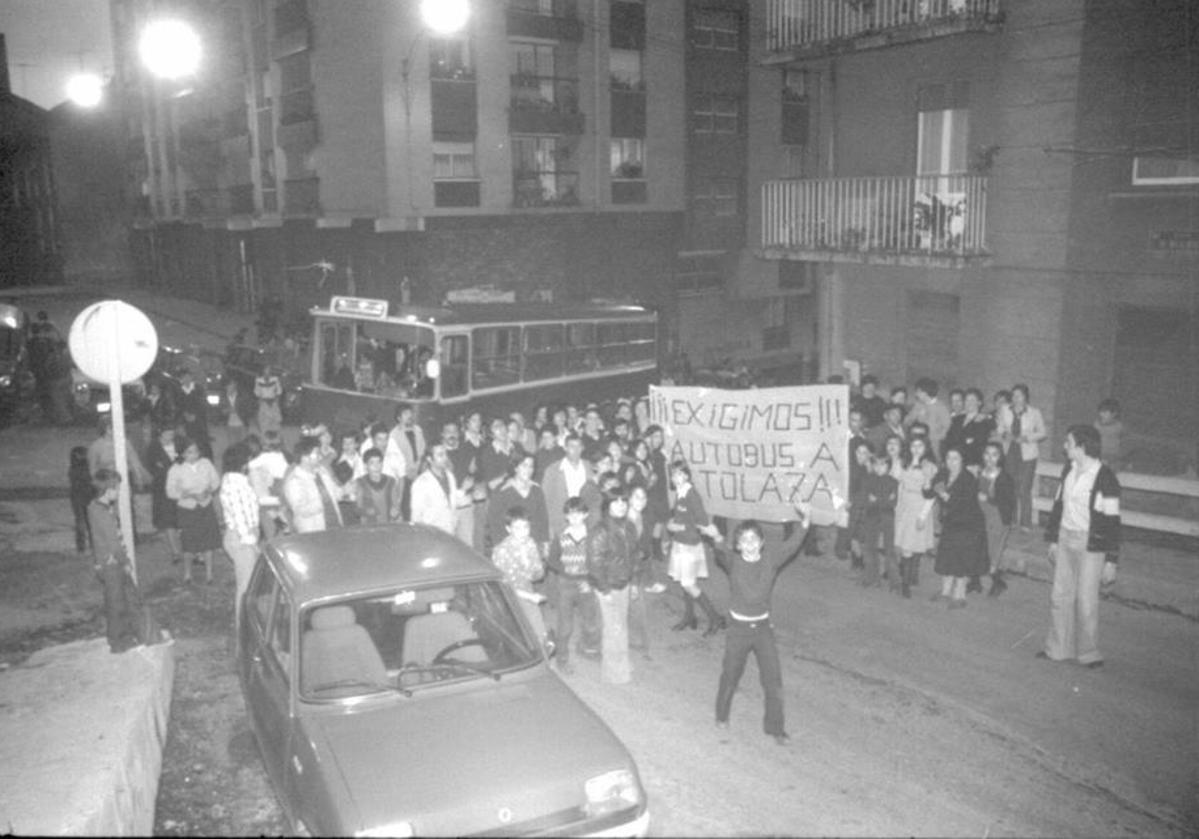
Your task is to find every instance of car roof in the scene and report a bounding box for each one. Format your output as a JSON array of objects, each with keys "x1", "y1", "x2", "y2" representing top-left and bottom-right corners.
[{"x1": 266, "y1": 524, "x2": 500, "y2": 605}]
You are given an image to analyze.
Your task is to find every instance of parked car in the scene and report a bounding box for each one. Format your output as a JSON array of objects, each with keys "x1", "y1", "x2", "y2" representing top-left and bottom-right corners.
[
  {"x1": 70, "y1": 366, "x2": 150, "y2": 426},
  {"x1": 238, "y1": 524, "x2": 650, "y2": 837},
  {"x1": 0, "y1": 303, "x2": 33, "y2": 419}
]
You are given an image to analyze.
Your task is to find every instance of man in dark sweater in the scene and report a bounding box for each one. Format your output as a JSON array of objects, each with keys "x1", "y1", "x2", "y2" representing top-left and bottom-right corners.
[{"x1": 714, "y1": 503, "x2": 810, "y2": 745}]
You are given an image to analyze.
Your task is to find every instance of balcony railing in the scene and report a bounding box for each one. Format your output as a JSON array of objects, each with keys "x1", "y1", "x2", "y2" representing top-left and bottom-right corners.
[
  {"x1": 510, "y1": 74, "x2": 580, "y2": 114},
  {"x1": 766, "y1": 0, "x2": 1001, "y2": 52},
  {"x1": 513, "y1": 170, "x2": 580, "y2": 208},
  {"x1": 761, "y1": 174, "x2": 988, "y2": 260}
]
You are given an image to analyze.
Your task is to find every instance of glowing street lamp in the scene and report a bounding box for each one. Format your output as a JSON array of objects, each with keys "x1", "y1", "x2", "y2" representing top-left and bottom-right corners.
[
  {"x1": 420, "y1": 0, "x2": 470, "y2": 36},
  {"x1": 138, "y1": 19, "x2": 202, "y2": 80},
  {"x1": 65, "y1": 73, "x2": 104, "y2": 108}
]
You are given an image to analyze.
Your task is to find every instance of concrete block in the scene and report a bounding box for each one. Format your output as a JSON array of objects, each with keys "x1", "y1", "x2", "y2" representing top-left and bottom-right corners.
[{"x1": 0, "y1": 637, "x2": 176, "y2": 836}]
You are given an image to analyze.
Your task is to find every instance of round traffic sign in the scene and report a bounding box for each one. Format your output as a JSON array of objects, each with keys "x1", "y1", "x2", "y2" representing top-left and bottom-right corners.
[{"x1": 68, "y1": 300, "x2": 159, "y2": 384}]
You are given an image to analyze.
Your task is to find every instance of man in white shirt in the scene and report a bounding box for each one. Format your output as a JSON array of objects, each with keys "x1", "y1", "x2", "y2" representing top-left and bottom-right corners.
[
  {"x1": 283, "y1": 436, "x2": 345, "y2": 533},
  {"x1": 543, "y1": 433, "x2": 602, "y2": 535},
  {"x1": 410, "y1": 443, "x2": 468, "y2": 537}
]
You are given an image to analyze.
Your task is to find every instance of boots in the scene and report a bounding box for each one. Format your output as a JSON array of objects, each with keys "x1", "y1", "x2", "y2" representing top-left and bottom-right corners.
[
  {"x1": 672, "y1": 592, "x2": 698, "y2": 631},
  {"x1": 988, "y1": 570, "x2": 1007, "y2": 598},
  {"x1": 900, "y1": 556, "x2": 917, "y2": 599},
  {"x1": 696, "y1": 592, "x2": 726, "y2": 637}
]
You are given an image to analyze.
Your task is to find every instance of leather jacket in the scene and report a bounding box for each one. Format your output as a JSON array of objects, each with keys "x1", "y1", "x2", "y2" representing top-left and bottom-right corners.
[{"x1": 586, "y1": 516, "x2": 636, "y2": 593}]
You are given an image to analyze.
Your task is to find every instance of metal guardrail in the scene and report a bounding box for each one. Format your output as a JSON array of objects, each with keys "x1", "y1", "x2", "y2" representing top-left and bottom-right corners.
[
  {"x1": 766, "y1": 0, "x2": 1001, "y2": 51},
  {"x1": 762, "y1": 175, "x2": 989, "y2": 258},
  {"x1": 1033, "y1": 460, "x2": 1199, "y2": 538}
]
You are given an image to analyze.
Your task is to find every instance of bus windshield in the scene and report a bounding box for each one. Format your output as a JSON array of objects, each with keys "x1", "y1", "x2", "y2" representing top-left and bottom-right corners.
[{"x1": 315, "y1": 318, "x2": 437, "y2": 400}]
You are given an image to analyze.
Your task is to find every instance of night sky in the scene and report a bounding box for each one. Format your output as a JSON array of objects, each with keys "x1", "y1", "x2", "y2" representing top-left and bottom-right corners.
[{"x1": 0, "y1": 0, "x2": 113, "y2": 109}]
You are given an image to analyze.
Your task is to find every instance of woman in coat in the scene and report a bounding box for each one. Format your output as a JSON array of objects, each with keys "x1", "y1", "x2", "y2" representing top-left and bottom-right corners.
[
  {"x1": 978, "y1": 440, "x2": 1017, "y2": 596},
  {"x1": 931, "y1": 446, "x2": 989, "y2": 609},
  {"x1": 893, "y1": 436, "x2": 938, "y2": 598}
]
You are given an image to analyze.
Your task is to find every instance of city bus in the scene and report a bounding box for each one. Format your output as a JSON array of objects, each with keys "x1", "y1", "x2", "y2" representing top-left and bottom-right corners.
[{"x1": 301, "y1": 295, "x2": 658, "y2": 433}]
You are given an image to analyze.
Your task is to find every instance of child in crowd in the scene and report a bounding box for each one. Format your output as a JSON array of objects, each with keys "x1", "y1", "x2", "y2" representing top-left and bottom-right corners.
[
  {"x1": 69, "y1": 445, "x2": 93, "y2": 554},
  {"x1": 859, "y1": 455, "x2": 898, "y2": 588},
  {"x1": 546, "y1": 496, "x2": 601, "y2": 674},
  {"x1": 354, "y1": 447, "x2": 403, "y2": 525},
  {"x1": 491, "y1": 505, "x2": 548, "y2": 642}
]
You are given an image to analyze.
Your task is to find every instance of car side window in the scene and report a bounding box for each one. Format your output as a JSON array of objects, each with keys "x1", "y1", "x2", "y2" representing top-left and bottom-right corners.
[
  {"x1": 246, "y1": 559, "x2": 278, "y2": 632},
  {"x1": 269, "y1": 591, "x2": 292, "y2": 676}
]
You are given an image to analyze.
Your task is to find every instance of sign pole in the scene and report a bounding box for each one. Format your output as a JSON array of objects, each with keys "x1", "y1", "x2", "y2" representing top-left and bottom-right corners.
[{"x1": 106, "y1": 306, "x2": 138, "y2": 585}]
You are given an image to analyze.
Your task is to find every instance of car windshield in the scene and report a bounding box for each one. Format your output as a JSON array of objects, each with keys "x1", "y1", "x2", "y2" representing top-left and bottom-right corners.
[{"x1": 299, "y1": 580, "x2": 540, "y2": 701}]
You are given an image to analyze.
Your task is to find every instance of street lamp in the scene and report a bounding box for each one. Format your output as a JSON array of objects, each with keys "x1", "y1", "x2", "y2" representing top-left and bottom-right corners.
[
  {"x1": 65, "y1": 73, "x2": 104, "y2": 108},
  {"x1": 138, "y1": 19, "x2": 202, "y2": 81},
  {"x1": 420, "y1": 0, "x2": 471, "y2": 36}
]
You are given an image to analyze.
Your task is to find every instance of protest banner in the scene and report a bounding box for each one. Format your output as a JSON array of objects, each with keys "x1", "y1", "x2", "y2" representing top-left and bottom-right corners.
[{"x1": 649, "y1": 384, "x2": 850, "y2": 526}]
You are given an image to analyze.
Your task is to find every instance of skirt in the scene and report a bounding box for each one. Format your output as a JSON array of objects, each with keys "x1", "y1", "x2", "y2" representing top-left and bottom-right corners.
[
  {"x1": 933, "y1": 525, "x2": 990, "y2": 578},
  {"x1": 178, "y1": 503, "x2": 222, "y2": 553},
  {"x1": 667, "y1": 540, "x2": 709, "y2": 588}
]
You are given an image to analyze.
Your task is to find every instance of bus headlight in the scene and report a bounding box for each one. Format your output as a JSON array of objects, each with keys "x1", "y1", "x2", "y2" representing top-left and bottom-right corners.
[{"x1": 584, "y1": 769, "x2": 642, "y2": 818}]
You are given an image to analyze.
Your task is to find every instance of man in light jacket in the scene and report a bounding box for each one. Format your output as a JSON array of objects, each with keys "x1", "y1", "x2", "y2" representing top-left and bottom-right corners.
[
  {"x1": 283, "y1": 436, "x2": 345, "y2": 533},
  {"x1": 410, "y1": 443, "x2": 469, "y2": 536}
]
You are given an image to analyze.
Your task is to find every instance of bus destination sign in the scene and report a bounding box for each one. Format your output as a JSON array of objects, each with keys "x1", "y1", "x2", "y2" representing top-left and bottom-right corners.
[{"x1": 331, "y1": 296, "x2": 389, "y2": 318}]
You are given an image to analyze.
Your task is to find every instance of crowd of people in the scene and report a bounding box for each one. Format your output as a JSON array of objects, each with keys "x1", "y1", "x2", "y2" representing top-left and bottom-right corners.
[{"x1": 72, "y1": 366, "x2": 1123, "y2": 735}]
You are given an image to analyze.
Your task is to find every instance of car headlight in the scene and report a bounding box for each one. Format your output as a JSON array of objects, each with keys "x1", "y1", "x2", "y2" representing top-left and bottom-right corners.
[
  {"x1": 584, "y1": 769, "x2": 643, "y2": 818},
  {"x1": 74, "y1": 381, "x2": 90, "y2": 393},
  {"x1": 97, "y1": 401, "x2": 111, "y2": 414},
  {"x1": 206, "y1": 393, "x2": 221, "y2": 406},
  {"x1": 354, "y1": 822, "x2": 414, "y2": 838},
  {"x1": 0, "y1": 374, "x2": 11, "y2": 388}
]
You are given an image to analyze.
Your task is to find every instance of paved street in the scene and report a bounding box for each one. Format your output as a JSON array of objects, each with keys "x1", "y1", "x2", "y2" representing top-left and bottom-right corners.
[{"x1": 0, "y1": 284, "x2": 1196, "y2": 835}]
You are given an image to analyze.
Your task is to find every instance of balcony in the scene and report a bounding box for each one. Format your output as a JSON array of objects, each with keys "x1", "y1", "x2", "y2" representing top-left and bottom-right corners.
[
  {"x1": 765, "y1": 0, "x2": 1001, "y2": 57},
  {"x1": 508, "y1": 75, "x2": 585, "y2": 135},
  {"x1": 507, "y1": 0, "x2": 583, "y2": 41},
  {"x1": 761, "y1": 174, "x2": 989, "y2": 265},
  {"x1": 513, "y1": 170, "x2": 580, "y2": 208}
]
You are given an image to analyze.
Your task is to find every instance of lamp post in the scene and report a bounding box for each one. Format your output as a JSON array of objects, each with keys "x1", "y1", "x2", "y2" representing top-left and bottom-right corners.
[{"x1": 400, "y1": 0, "x2": 471, "y2": 215}]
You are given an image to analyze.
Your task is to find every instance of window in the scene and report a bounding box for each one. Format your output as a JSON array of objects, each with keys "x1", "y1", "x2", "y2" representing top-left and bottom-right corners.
[
  {"x1": 675, "y1": 253, "x2": 724, "y2": 294},
  {"x1": 511, "y1": 41, "x2": 555, "y2": 78},
  {"x1": 434, "y1": 141, "x2": 478, "y2": 180},
  {"x1": 693, "y1": 8, "x2": 739, "y2": 50},
  {"x1": 610, "y1": 138, "x2": 644, "y2": 179},
  {"x1": 762, "y1": 298, "x2": 790, "y2": 351},
  {"x1": 472, "y1": 326, "x2": 521, "y2": 389},
  {"x1": 430, "y1": 37, "x2": 473, "y2": 80},
  {"x1": 782, "y1": 69, "x2": 810, "y2": 147},
  {"x1": 694, "y1": 94, "x2": 739, "y2": 134},
  {"x1": 512, "y1": 0, "x2": 555, "y2": 13},
  {"x1": 692, "y1": 179, "x2": 738, "y2": 216},
  {"x1": 564, "y1": 322, "x2": 598, "y2": 373},
  {"x1": 610, "y1": 49, "x2": 643, "y2": 91},
  {"x1": 513, "y1": 135, "x2": 558, "y2": 175},
  {"x1": 916, "y1": 82, "x2": 969, "y2": 175},
  {"x1": 434, "y1": 142, "x2": 480, "y2": 207},
  {"x1": 523, "y1": 324, "x2": 564, "y2": 380},
  {"x1": 1132, "y1": 155, "x2": 1199, "y2": 185},
  {"x1": 440, "y1": 335, "x2": 469, "y2": 398}
]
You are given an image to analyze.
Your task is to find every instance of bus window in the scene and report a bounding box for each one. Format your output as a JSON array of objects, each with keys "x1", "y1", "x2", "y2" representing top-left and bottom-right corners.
[
  {"x1": 627, "y1": 321, "x2": 656, "y2": 363},
  {"x1": 565, "y1": 322, "x2": 597, "y2": 373},
  {"x1": 350, "y1": 321, "x2": 436, "y2": 398},
  {"x1": 319, "y1": 322, "x2": 357, "y2": 388},
  {"x1": 440, "y1": 335, "x2": 469, "y2": 398},
  {"x1": 523, "y1": 323, "x2": 564, "y2": 381},
  {"x1": 472, "y1": 326, "x2": 520, "y2": 390},
  {"x1": 597, "y1": 322, "x2": 628, "y2": 367}
]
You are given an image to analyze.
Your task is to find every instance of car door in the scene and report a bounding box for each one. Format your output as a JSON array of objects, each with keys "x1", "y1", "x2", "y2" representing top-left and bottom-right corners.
[{"x1": 242, "y1": 566, "x2": 294, "y2": 800}]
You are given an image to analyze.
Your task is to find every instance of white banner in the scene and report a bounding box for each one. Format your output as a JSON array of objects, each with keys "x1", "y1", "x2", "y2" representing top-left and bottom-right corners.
[{"x1": 649, "y1": 384, "x2": 850, "y2": 526}]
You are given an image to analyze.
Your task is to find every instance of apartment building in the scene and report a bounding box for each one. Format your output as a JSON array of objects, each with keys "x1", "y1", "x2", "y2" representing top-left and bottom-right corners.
[
  {"x1": 0, "y1": 34, "x2": 61, "y2": 287},
  {"x1": 112, "y1": 0, "x2": 691, "y2": 327},
  {"x1": 743, "y1": 0, "x2": 1197, "y2": 445}
]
